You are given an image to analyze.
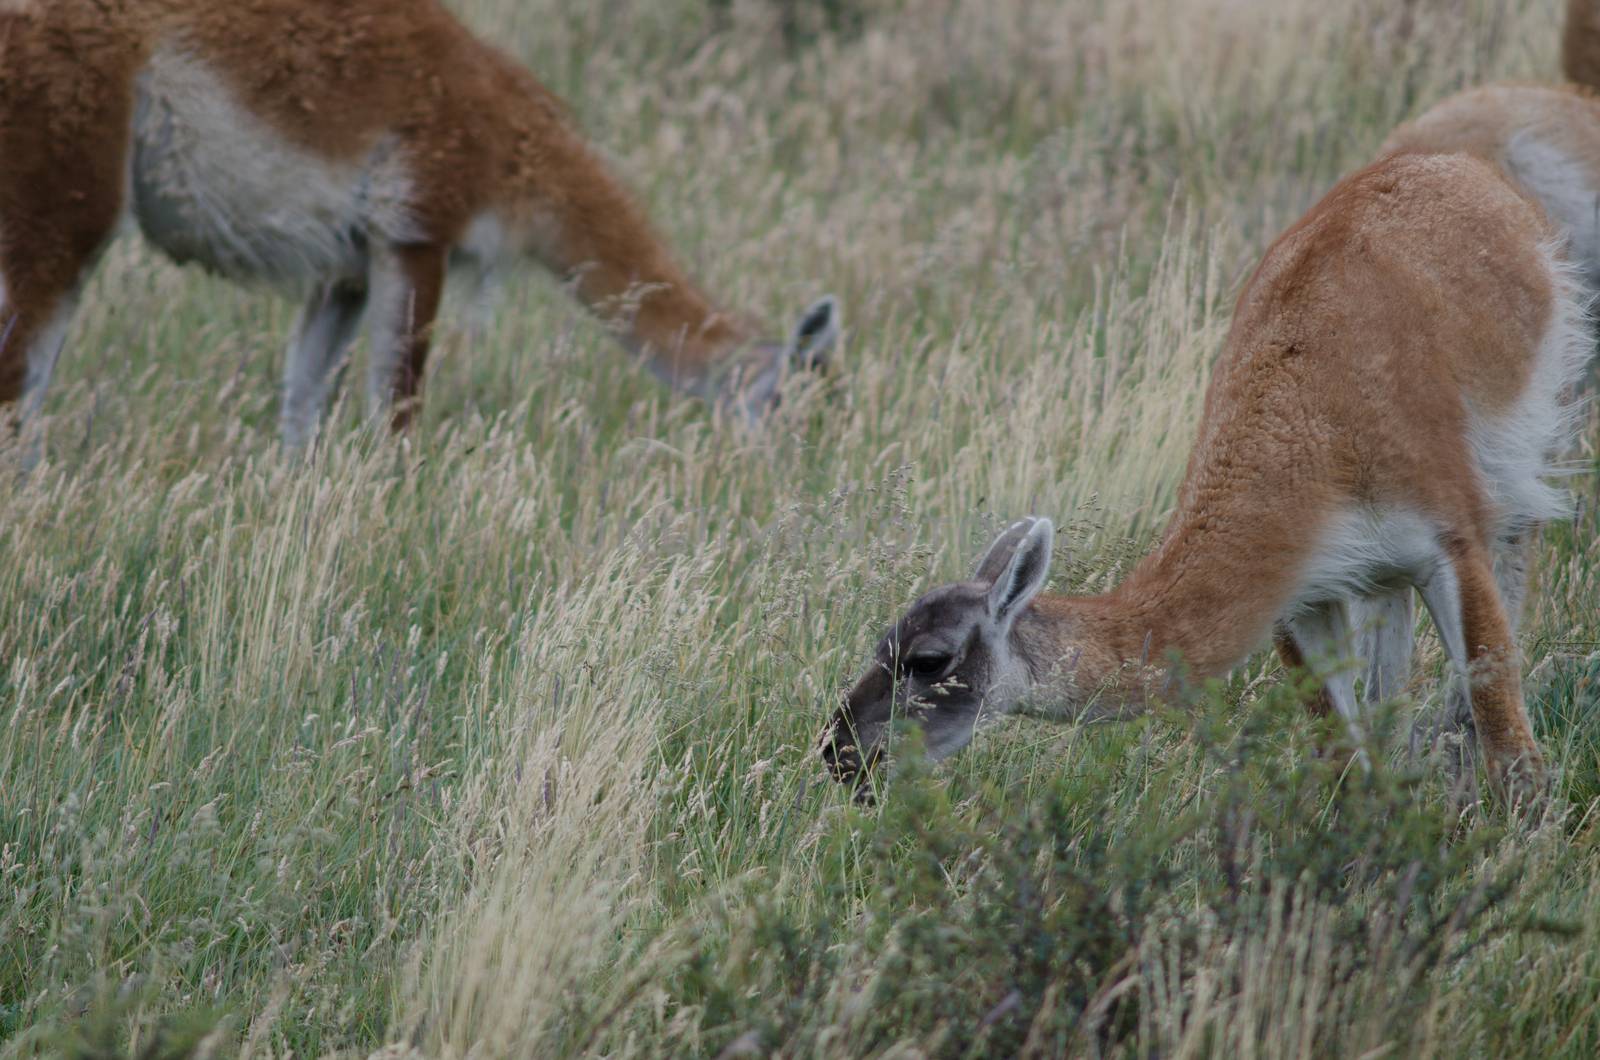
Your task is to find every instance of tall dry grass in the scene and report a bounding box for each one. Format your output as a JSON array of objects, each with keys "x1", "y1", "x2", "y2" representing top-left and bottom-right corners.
[{"x1": 3, "y1": 0, "x2": 1600, "y2": 1056}]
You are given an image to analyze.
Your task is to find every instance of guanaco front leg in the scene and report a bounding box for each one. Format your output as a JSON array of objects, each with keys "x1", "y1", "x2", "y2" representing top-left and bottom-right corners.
[
  {"x1": 1358, "y1": 587, "x2": 1415, "y2": 705},
  {"x1": 1274, "y1": 626, "x2": 1333, "y2": 718},
  {"x1": 1279, "y1": 602, "x2": 1370, "y2": 770},
  {"x1": 281, "y1": 279, "x2": 368, "y2": 450},
  {"x1": 366, "y1": 243, "x2": 447, "y2": 434}
]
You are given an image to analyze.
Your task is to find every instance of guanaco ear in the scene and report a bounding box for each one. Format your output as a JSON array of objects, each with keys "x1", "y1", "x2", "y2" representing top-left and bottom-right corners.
[
  {"x1": 973, "y1": 518, "x2": 1040, "y2": 583},
  {"x1": 786, "y1": 295, "x2": 840, "y2": 371},
  {"x1": 985, "y1": 517, "x2": 1053, "y2": 624}
]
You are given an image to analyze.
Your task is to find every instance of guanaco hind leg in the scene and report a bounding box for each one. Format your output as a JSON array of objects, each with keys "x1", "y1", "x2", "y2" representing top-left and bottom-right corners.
[
  {"x1": 1418, "y1": 541, "x2": 1544, "y2": 797},
  {"x1": 1416, "y1": 532, "x2": 1533, "y2": 747},
  {"x1": 1, "y1": 29, "x2": 135, "y2": 451},
  {"x1": 2, "y1": 253, "x2": 111, "y2": 470},
  {"x1": 0, "y1": 285, "x2": 73, "y2": 413}
]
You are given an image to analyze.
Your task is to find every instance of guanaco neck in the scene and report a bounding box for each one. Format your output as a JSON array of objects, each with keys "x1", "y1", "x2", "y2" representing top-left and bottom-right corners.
[
  {"x1": 496, "y1": 78, "x2": 755, "y2": 391},
  {"x1": 1014, "y1": 429, "x2": 1335, "y2": 712}
]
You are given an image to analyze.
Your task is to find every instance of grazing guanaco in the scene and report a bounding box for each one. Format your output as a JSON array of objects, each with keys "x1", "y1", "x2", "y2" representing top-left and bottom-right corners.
[
  {"x1": 0, "y1": 0, "x2": 839, "y2": 450},
  {"x1": 822, "y1": 151, "x2": 1592, "y2": 801}
]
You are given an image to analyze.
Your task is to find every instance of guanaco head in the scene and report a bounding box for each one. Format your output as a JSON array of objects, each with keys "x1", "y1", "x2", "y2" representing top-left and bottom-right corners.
[
  {"x1": 821, "y1": 517, "x2": 1055, "y2": 791},
  {"x1": 732, "y1": 295, "x2": 841, "y2": 424}
]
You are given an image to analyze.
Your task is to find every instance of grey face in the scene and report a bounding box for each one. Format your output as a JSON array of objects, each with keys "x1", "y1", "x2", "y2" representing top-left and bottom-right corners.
[
  {"x1": 821, "y1": 518, "x2": 1055, "y2": 792},
  {"x1": 821, "y1": 585, "x2": 997, "y2": 786}
]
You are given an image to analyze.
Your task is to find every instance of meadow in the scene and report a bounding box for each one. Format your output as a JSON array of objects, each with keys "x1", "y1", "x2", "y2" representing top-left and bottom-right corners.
[{"x1": 4, "y1": 0, "x2": 1600, "y2": 1055}]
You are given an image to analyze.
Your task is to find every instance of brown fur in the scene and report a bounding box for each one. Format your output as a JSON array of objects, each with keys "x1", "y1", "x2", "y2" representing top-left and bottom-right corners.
[
  {"x1": 1382, "y1": 82, "x2": 1600, "y2": 211},
  {"x1": 1450, "y1": 540, "x2": 1529, "y2": 754},
  {"x1": 0, "y1": 4, "x2": 141, "y2": 402},
  {"x1": 1565, "y1": 0, "x2": 1600, "y2": 92},
  {"x1": 0, "y1": 0, "x2": 775, "y2": 424},
  {"x1": 1055, "y1": 156, "x2": 1548, "y2": 663}
]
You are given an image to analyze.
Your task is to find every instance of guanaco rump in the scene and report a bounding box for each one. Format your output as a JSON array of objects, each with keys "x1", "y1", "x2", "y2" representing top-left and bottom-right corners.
[
  {"x1": 0, "y1": 0, "x2": 839, "y2": 449},
  {"x1": 822, "y1": 150, "x2": 1592, "y2": 801},
  {"x1": 1380, "y1": 1, "x2": 1600, "y2": 295}
]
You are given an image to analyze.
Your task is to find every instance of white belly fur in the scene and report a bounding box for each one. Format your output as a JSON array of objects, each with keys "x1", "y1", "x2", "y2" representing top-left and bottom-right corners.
[
  {"x1": 1290, "y1": 506, "x2": 1443, "y2": 616},
  {"x1": 130, "y1": 47, "x2": 415, "y2": 290}
]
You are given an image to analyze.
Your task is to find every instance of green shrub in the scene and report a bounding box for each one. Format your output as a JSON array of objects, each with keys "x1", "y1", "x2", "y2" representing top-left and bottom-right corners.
[{"x1": 622, "y1": 684, "x2": 1573, "y2": 1056}]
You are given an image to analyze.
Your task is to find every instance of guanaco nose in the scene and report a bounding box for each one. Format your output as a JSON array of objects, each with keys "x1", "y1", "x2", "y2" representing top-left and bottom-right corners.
[{"x1": 819, "y1": 708, "x2": 861, "y2": 782}]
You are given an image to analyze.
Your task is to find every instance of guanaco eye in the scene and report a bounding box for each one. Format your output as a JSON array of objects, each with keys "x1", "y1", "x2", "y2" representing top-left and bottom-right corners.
[{"x1": 905, "y1": 652, "x2": 953, "y2": 680}]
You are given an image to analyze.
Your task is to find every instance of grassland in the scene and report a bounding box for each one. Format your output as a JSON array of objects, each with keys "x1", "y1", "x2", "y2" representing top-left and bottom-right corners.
[{"x1": 4, "y1": 0, "x2": 1600, "y2": 1055}]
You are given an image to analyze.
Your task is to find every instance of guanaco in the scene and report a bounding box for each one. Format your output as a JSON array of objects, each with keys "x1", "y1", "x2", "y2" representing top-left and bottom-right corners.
[
  {"x1": 822, "y1": 150, "x2": 1592, "y2": 801},
  {"x1": 821, "y1": 3, "x2": 1600, "y2": 802},
  {"x1": 0, "y1": 0, "x2": 839, "y2": 449}
]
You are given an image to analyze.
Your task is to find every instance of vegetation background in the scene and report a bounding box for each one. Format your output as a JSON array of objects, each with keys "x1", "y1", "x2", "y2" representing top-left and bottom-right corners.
[{"x1": 4, "y1": 0, "x2": 1600, "y2": 1055}]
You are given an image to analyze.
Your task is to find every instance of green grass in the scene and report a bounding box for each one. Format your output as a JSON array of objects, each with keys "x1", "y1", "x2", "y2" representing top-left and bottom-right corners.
[{"x1": 4, "y1": 0, "x2": 1600, "y2": 1055}]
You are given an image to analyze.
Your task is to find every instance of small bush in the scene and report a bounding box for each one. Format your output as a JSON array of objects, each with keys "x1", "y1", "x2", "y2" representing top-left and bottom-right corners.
[{"x1": 624, "y1": 684, "x2": 1571, "y2": 1057}]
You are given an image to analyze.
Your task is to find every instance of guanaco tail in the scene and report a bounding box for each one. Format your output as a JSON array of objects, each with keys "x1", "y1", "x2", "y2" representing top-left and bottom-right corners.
[
  {"x1": 0, "y1": 0, "x2": 839, "y2": 450},
  {"x1": 823, "y1": 149, "x2": 1592, "y2": 800}
]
